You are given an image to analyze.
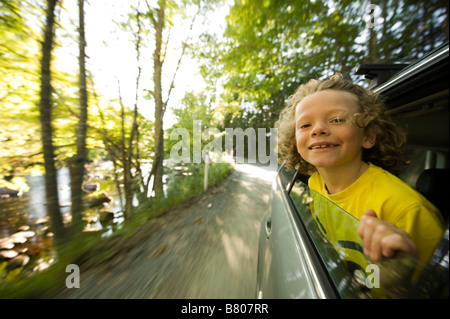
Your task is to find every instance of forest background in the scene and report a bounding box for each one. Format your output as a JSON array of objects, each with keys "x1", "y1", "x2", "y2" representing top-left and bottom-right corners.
[{"x1": 0, "y1": 0, "x2": 448, "y2": 290}]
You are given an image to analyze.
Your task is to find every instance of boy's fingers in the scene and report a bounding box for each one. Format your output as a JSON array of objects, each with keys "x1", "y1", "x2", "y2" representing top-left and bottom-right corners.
[
  {"x1": 358, "y1": 209, "x2": 378, "y2": 240},
  {"x1": 364, "y1": 209, "x2": 378, "y2": 218}
]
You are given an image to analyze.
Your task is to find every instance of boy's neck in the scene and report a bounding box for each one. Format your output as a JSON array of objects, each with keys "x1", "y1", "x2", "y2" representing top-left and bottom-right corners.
[{"x1": 318, "y1": 161, "x2": 369, "y2": 195}]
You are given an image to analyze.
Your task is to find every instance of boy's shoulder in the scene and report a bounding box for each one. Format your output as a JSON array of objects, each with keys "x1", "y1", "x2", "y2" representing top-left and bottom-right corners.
[
  {"x1": 367, "y1": 164, "x2": 441, "y2": 214},
  {"x1": 366, "y1": 164, "x2": 421, "y2": 198}
]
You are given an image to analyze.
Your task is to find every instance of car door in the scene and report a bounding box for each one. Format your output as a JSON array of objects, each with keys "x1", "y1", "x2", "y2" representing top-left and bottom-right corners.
[
  {"x1": 257, "y1": 165, "x2": 448, "y2": 298},
  {"x1": 256, "y1": 166, "x2": 337, "y2": 299}
]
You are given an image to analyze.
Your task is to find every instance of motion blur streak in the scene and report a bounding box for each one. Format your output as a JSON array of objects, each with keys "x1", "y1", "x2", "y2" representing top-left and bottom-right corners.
[{"x1": 52, "y1": 162, "x2": 277, "y2": 298}]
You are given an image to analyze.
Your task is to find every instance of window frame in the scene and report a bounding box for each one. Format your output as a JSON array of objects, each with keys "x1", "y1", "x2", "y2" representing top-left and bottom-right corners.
[{"x1": 277, "y1": 166, "x2": 340, "y2": 299}]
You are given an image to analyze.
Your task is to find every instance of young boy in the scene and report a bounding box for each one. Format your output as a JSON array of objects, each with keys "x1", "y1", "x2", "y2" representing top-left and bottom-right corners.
[{"x1": 276, "y1": 74, "x2": 444, "y2": 265}]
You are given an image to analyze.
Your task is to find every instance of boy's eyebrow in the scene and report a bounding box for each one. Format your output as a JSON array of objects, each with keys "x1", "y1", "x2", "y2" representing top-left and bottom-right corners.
[
  {"x1": 296, "y1": 107, "x2": 353, "y2": 119},
  {"x1": 295, "y1": 112, "x2": 311, "y2": 124}
]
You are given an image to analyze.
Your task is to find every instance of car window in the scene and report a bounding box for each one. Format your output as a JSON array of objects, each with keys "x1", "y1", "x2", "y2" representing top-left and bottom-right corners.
[
  {"x1": 289, "y1": 178, "x2": 429, "y2": 299},
  {"x1": 278, "y1": 165, "x2": 296, "y2": 189}
]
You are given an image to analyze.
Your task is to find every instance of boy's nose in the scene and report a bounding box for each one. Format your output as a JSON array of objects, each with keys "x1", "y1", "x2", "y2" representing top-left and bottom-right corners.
[{"x1": 311, "y1": 123, "x2": 329, "y2": 136}]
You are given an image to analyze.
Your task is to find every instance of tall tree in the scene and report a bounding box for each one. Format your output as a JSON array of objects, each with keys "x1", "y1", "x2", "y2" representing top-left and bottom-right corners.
[
  {"x1": 69, "y1": 0, "x2": 88, "y2": 233},
  {"x1": 38, "y1": 0, "x2": 65, "y2": 245},
  {"x1": 127, "y1": 6, "x2": 145, "y2": 211},
  {"x1": 145, "y1": 0, "x2": 200, "y2": 200},
  {"x1": 149, "y1": 0, "x2": 166, "y2": 199}
]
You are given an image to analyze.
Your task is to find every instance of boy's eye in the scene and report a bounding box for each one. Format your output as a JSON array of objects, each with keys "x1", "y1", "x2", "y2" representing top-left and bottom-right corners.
[
  {"x1": 331, "y1": 116, "x2": 346, "y2": 123},
  {"x1": 298, "y1": 123, "x2": 311, "y2": 129}
]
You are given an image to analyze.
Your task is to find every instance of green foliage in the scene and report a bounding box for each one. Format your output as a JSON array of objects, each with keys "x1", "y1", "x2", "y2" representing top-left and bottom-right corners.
[
  {"x1": 166, "y1": 91, "x2": 214, "y2": 159},
  {"x1": 0, "y1": 1, "x2": 45, "y2": 185},
  {"x1": 211, "y1": 0, "x2": 345, "y2": 129},
  {"x1": 196, "y1": 0, "x2": 449, "y2": 132},
  {"x1": 159, "y1": 162, "x2": 233, "y2": 210}
]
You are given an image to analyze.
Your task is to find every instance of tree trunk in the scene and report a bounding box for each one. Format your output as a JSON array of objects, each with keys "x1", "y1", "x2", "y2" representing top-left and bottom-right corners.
[
  {"x1": 129, "y1": 7, "x2": 144, "y2": 207},
  {"x1": 38, "y1": 0, "x2": 65, "y2": 245},
  {"x1": 151, "y1": 1, "x2": 165, "y2": 199},
  {"x1": 70, "y1": 0, "x2": 89, "y2": 233},
  {"x1": 119, "y1": 89, "x2": 133, "y2": 216},
  {"x1": 381, "y1": 0, "x2": 390, "y2": 63},
  {"x1": 367, "y1": 27, "x2": 378, "y2": 64}
]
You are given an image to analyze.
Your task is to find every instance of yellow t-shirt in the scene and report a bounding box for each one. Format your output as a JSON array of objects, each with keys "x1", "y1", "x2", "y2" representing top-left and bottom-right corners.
[{"x1": 308, "y1": 163, "x2": 445, "y2": 264}]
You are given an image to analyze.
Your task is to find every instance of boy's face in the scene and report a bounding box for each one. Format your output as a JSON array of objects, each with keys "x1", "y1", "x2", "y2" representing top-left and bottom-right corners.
[{"x1": 294, "y1": 89, "x2": 375, "y2": 172}]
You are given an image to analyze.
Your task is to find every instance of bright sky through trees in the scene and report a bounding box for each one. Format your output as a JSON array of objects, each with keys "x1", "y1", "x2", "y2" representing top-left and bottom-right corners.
[{"x1": 54, "y1": 0, "x2": 229, "y2": 128}]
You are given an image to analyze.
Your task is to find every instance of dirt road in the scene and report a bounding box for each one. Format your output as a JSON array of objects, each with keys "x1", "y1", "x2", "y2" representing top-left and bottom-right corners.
[{"x1": 54, "y1": 163, "x2": 277, "y2": 298}]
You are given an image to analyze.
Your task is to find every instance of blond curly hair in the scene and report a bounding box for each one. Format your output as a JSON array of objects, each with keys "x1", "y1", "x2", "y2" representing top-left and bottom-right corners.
[{"x1": 276, "y1": 74, "x2": 408, "y2": 175}]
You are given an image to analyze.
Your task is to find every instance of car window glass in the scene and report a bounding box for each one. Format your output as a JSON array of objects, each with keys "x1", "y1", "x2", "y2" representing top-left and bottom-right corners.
[{"x1": 289, "y1": 179, "x2": 428, "y2": 299}]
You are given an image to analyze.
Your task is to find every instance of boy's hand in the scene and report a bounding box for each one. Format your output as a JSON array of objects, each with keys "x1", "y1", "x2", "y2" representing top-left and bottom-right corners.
[{"x1": 358, "y1": 209, "x2": 418, "y2": 261}]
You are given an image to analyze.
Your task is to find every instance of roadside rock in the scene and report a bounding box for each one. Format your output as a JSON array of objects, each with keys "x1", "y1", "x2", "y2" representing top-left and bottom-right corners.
[
  {"x1": 0, "y1": 250, "x2": 19, "y2": 260},
  {"x1": 84, "y1": 192, "x2": 112, "y2": 208},
  {"x1": 7, "y1": 254, "x2": 30, "y2": 270}
]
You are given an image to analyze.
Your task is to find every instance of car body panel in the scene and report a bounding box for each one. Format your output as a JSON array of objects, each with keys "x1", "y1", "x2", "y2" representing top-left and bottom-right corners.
[{"x1": 257, "y1": 168, "x2": 337, "y2": 299}]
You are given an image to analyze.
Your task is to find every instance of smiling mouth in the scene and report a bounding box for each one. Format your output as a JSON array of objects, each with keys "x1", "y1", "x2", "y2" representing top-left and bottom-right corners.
[{"x1": 309, "y1": 144, "x2": 337, "y2": 150}]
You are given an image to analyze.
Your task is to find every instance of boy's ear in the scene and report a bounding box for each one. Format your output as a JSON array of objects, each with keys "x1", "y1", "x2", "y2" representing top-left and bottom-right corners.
[{"x1": 362, "y1": 131, "x2": 376, "y2": 149}]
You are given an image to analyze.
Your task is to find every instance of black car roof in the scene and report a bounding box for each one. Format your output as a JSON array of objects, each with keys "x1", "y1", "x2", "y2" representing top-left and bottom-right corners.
[
  {"x1": 367, "y1": 42, "x2": 449, "y2": 151},
  {"x1": 373, "y1": 42, "x2": 449, "y2": 112}
]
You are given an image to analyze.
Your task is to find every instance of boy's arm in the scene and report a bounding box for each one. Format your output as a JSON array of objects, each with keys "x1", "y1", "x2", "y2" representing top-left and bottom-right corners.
[{"x1": 358, "y1": 209, "x2": 419, "y2": 261}]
